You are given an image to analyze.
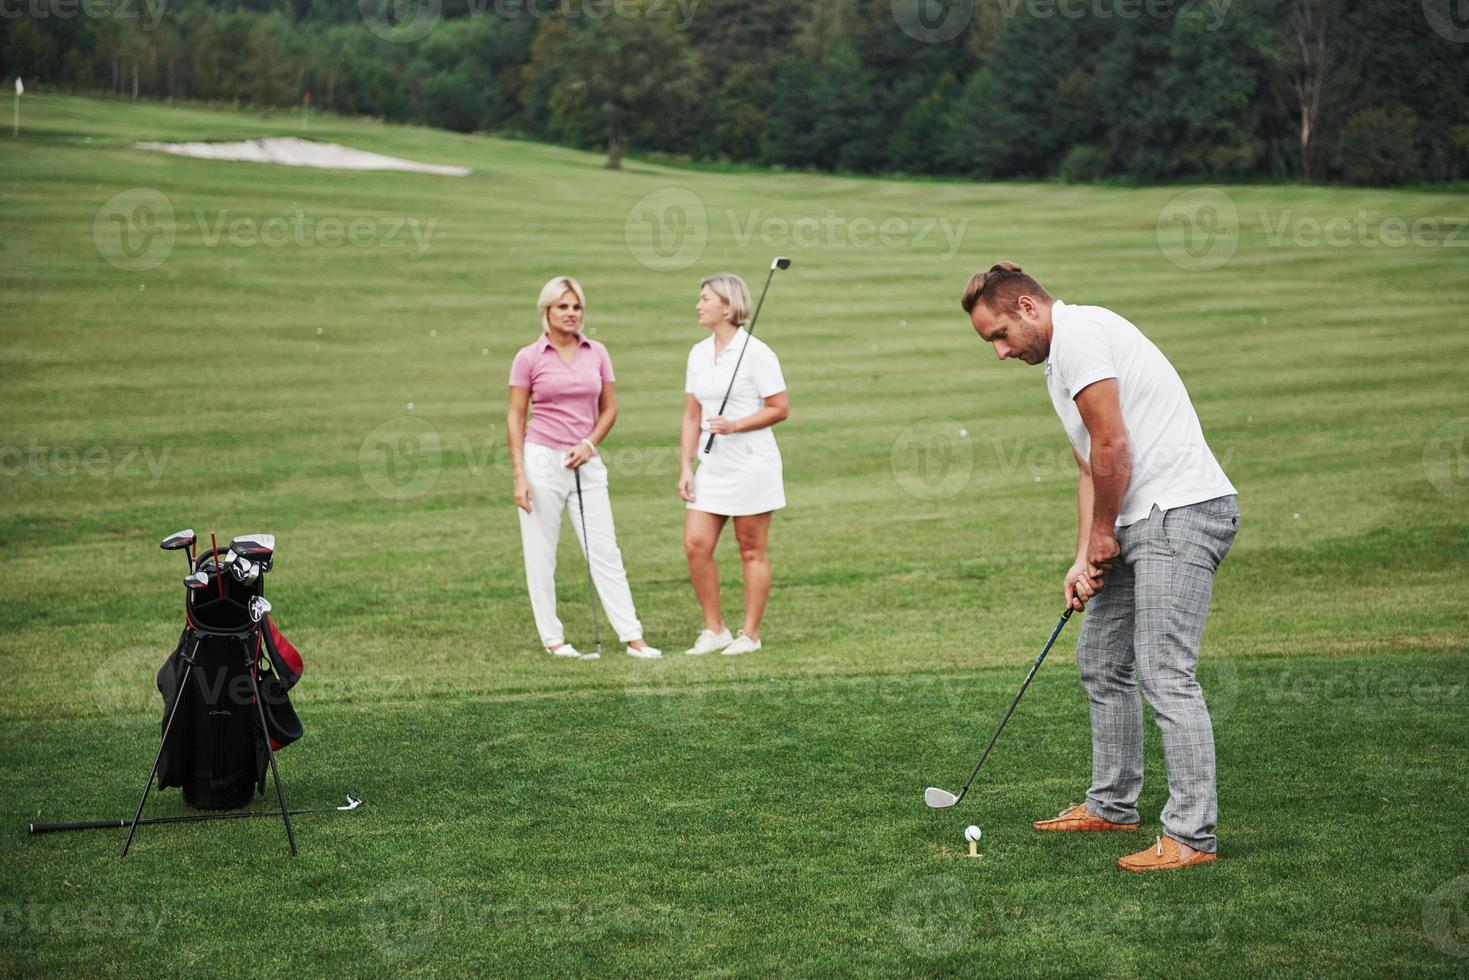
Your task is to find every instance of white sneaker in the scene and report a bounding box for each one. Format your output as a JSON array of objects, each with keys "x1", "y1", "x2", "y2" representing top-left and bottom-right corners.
[
  {"x1": 548, "y1": 643, "x2": 582, "y2": 658},
  {"x1": 721, "y1": 632, "x2": 762, "y2": 656},
  {"x1": 684, "y1": 628, "x2": 733, "y2": 655},
  {"x1": 627, "y1": 644, "x2": 662, "y2": 659}
]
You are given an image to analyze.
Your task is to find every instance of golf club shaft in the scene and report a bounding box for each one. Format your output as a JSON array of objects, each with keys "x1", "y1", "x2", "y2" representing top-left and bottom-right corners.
[
  {"x1": 953, "y1": 608, "x2": 1072, "y2": 800},
  {"x1": 31, "y1": 804, "x2": 357, "y2": 835},
  {"x1": 573, "y1": 468, "x2": 602, "y2": 654},
  {"x1": 703, "y1": 264, "x2": 780, "y2": 454}
]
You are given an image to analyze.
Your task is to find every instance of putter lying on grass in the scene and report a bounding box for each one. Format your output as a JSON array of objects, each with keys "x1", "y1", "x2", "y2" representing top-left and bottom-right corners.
[
  {"x1": 28, "y1": 795, "x2": 363, "y2": 835},
  {"x1": 925, "y1": 608, "x2": 1073, "y2": 809}
]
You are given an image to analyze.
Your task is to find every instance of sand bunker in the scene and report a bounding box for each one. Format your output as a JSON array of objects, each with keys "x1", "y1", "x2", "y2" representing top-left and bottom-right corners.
[{"x1": 135, "y1": 137, "x2": 471, "y2": 176}]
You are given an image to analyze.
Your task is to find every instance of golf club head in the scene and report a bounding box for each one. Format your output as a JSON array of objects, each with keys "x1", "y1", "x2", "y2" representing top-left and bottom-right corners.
[
  {"x1": 249, "y1": 595, "x2": 272, "y2": 624},
  {"x1": 230, "y1": 557, "x2": 259, "y2": 585},
  {"x1": 772, "y1": 256, "x2": 791, "y2": 270},
  {"x1": 230, "y1": 533, "x2": 275, "y2": 560},
  {"x1": 161, "y1": 529, "x2": 196, "y2": 552},
  {"x1": 924, "y1": 787, "x2": 960, "y2": 809},
  {"x1": 183, "y1": 571, "x2": 209, "y2": 590},
  {"x1": 339, "y1": 795, "x2": 363, "y2": 811}
]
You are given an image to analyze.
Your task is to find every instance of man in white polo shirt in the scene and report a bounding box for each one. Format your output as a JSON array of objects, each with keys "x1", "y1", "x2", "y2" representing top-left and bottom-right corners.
[{"x1": 962, "y1": 262, "x2": 1239, "y2": 873}]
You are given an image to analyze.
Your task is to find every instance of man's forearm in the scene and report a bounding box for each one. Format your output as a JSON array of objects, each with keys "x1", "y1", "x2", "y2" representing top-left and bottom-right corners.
[
  {"x1": 1088, "y1": 437, "x2": 1131, "y2": 530},
  {"x1": 1075, "y1": 469, "x2": 1095, "y2": 562}
]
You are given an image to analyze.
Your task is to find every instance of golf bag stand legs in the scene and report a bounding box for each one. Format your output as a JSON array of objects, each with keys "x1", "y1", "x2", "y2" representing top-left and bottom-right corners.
[
  {"x1": 121, "y1": 636, "x2": 200, "y2": 858},
  {"x1": 245, "y1": 631, "x2": 297, "y2": 856},
  {"x1": 122, "y1": 630, "x2": 298, "y2": 857}
]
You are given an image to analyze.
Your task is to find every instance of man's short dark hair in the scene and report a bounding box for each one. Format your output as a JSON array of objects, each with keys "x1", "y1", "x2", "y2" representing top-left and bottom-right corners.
[{"x1": 961, "y1": 262, "x2": 1052, "y2": 315}]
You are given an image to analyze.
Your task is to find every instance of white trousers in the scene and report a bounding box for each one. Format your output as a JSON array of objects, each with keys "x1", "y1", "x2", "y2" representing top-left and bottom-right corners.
[{"x1": 517, "y1": 442, "x2": 644, "y2": 648}]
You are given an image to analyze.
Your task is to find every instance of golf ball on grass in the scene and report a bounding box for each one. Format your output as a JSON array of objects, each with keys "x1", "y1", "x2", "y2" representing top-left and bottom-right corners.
[{"x1": 964, "y1": 825, "x2": 982, "y2": 843}]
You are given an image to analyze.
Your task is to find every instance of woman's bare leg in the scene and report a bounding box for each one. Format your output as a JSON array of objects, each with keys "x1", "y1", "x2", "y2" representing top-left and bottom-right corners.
[
  {"x1": 732, "y1": 512, "x2": 772, "y2": 640},
  {"x1": 684, "y1": 510, "x2": 728, "y2": 632}
]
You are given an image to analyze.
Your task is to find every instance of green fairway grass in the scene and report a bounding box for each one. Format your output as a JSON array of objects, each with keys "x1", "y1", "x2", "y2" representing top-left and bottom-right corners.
[{"x1": 2, "y1": 95, "x2": 1467, "y2": 976}]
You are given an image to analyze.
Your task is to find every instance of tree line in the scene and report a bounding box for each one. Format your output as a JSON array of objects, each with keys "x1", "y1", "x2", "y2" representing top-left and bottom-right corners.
[{"x1": 4, "y1": 0, "x2": 1466, "y2": 184}]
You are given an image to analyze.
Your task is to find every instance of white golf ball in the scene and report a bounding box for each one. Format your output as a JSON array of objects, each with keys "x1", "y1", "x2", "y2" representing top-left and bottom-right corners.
[{"x1": 964, "y1": 825, "x2": 982, "y2": 843}]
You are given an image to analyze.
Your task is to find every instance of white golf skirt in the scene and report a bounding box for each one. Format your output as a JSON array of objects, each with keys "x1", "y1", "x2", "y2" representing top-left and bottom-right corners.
[{"x1": 688, "y1": 441, "x2": 785, "y2": 517}]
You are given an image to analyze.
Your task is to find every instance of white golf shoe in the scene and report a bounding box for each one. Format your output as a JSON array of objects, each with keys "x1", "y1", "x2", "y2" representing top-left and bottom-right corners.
[
  {"x1": 684, "y1": 628, "x2": 733, "y2": 655},
  {"x1": 721, "y1": 632, "x2": 762, "y2": 656},
  {"x1": 548, "y1": 643, "x2": 582, "y2": 658},
  {"x1": 627, "y1": 644, "x2": 662, "y2": 659}
]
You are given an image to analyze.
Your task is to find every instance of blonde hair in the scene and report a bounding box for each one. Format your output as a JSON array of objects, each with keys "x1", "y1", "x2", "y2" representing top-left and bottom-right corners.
[
  {"x1": 537, "y1": 276, "x2": 586, "y2": 331},
  {"x1": 960, "y1": 262, "x2": 1051, "y2": 315},
  {"x1": 699, "y1": 274, "x2": 752, "y2": 327}
]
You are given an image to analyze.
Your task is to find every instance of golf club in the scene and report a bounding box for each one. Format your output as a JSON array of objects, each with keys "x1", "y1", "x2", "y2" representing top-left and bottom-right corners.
[
  {"x1": 249, "y1": 595, "x2": 271, "y2": 624},
  {"x1": 183, "y1": 571, "x2": 209, "y2": 590},
  {"x1": 230, "y1": 534, "x2": 275, "y2": 572},
  {"x1": 28, "y1": 795, "x2": 363, "y2": 835},
  {"x1": 161, "y1": 529, "x2": 196, "y2": 574},
  {"x1": 703, "y1": 255, "x2": 791, "y2": 455},
  {"x1": 209, "y1": 532, "x2": 223, "y2": 598},
  {"x1": 924, "y1": 607, "x2": 1073, "y2": 809},
  {"x1": 230, "y1": 557, "x2": 260, "y2": 586},
  {"x1": 572, "y1": 467, "x2": 602, "y2": 660}
]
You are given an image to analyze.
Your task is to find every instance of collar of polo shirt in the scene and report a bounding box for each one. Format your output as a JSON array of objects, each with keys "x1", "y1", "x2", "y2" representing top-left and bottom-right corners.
[
  {"x1": 714, "y1": 327, "x2": 749, "y2": 361},
  {"x1": 1043, "y1": 299, "x2": 1069, "y2": 376},
  {"x1": 535, "y1": 331, "x2": 591, "y2": 352}
]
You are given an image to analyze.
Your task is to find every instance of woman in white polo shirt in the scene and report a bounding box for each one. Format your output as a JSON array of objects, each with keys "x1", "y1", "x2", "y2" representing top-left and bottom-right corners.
[{"x1": 678, "y1": 273, "x2": 790, "y2": 656}]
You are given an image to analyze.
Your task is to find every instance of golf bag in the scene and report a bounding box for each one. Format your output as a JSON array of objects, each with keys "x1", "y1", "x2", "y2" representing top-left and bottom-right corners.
[{"x1": 154, "y1": 548, "x2": 304, "y2": 811}]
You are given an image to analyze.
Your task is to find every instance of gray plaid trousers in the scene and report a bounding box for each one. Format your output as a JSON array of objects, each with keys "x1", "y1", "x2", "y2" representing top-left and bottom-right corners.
[{"x1": 1075, "y1": 495, "x2": 1239, "y2": 852}]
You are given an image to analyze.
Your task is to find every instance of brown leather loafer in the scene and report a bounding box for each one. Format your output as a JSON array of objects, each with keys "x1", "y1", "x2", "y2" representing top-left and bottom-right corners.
[
  {"x1": 1117, "y1": 835, "x2": 1217, "y2": 872},
  {"x1": 1033, "y1": 802, "x2": 1140, "y2": 832}
]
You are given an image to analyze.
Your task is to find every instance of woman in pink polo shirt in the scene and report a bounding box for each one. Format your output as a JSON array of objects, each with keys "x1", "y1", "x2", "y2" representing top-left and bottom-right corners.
[{"x1": 507, "y1": 276, "x2": 660, "y2": 661}]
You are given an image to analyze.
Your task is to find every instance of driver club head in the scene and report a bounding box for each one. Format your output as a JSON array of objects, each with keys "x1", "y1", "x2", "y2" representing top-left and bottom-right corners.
[
  {"x1": 772, "y1": 256, "x2": 791, "y2": 270},
  {"x1": 339, "y1": 795, "x2": 364, "y2": 811},
  {"x1": 229, "y1": 533, "x2": 275, "y2": 560},
  {"x1": 183, "y1": 571, "x2": 209, "y2": 590},
  {"x1": 161, "y1": 529, "x2": 196, "y2": 552},
  {"x1": 924, "y1": 787, "x2": 960, "y2": 809}
]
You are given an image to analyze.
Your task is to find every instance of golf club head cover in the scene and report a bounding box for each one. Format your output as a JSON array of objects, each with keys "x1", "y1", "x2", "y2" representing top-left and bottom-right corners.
[
  {"x1": 256, "y1": 617, "x2": 305, "y2": 754},
  {"x1": 260, "y1": 617, "x2": 303, "y2": 690}
]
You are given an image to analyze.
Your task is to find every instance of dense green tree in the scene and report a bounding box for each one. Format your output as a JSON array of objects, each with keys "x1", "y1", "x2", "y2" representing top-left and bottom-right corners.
[{"x1": 530, "y1": 6, "x2": 699, "y2": 168}]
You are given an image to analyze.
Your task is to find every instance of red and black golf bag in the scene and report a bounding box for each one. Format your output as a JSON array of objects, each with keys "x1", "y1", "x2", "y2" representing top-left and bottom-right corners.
[
  {"x1": 135, "y1": 536, "x2": 304, "y2": 848},
  {"x1": 155, "y1": 615, "x2": 304, "y2": 810}
]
